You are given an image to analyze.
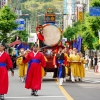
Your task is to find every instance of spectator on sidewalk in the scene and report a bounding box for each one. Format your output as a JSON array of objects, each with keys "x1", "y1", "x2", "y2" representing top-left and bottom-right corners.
[
  {"x1": 93, "y1": 55, "x2": 98, "y2": 72},
  {"x1": 85, "y1": 54, "x2": 89, "y2": 70},
  {"x1": 97, "y1": 59, "x2": 100, "y2": 73},
  {"x1": 88, "y1": 56, "x2": 91, "y2": 69}
]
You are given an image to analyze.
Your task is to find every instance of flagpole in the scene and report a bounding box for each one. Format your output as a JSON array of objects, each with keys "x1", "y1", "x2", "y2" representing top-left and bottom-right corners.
[{"x1": 98, "y1": 30, "x2": 100, "y2": 53}]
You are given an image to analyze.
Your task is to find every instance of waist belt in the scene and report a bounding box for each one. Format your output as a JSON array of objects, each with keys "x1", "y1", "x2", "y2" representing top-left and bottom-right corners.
[
  {"x1": 57, "y1": 60, "x2": 64, "y2": 64},
  {"x1": 29, "y1": 59, "x2": 40, "y2": 65},
  {"x1": 0, "y1": 63, "x2": 6, "y2": 67},
  {"x1": 26, "y1": 59, "x2": 40, "y2": 83}
]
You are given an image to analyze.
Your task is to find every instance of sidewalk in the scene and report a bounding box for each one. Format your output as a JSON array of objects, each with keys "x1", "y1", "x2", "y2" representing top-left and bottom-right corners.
[{"x1": 5, "y1": 70, "x2": 67, "y2": 100}]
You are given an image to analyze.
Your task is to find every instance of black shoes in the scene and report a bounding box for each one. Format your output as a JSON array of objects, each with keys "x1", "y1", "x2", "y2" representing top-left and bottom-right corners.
[
  {"x1": 34, "y1": 91, "x2": 38, "y2": 96},
  {"x1": 0, "y1": 94, "x2": 4, "y2": 100},
  {"x1": 31, "y1": 90, "x2": 38, "y2": 96}
]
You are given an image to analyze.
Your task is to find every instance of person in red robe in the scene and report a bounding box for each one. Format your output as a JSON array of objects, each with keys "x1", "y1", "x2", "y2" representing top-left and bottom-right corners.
[
  {"x1": 36, "y1": 25, "x2": 44, "y2": 48},
  {"x1": 0, "y1": 43, "x2": 14, "y2": 100},
  {"x1": 23, "y1": 43, "x2": 46, "y2": 96}
]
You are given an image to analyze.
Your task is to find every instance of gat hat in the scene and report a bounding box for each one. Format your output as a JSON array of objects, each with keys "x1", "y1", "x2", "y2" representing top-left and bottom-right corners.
[
  {"x1": 33, "y1": 43, "x2": 38, "y2": 47},
  {"x1": 0, "y1": 40, "x2": 5, "y2": 47},
  {"x1": 0, "y1": 43, "x2": 5, "y2": 46},
  {"x1": 58, "y1": 45, "x2": 65, "y2": 49}
]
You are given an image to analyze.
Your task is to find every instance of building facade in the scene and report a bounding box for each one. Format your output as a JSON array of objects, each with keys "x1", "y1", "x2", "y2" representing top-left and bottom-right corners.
[
  {"x1": 63, "y1": 0, "x2": 90, "y2": 30},
  {"x1": 0, "y1": 0, "x2": 8, "y2": 8}
]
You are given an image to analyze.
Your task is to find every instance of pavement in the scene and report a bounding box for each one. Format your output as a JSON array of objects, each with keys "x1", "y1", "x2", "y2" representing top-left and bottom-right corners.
[
  {"x1": 5, "y1": 69, "x2": 67, "y2": 100},
  {"x1": 63, "y1": 70, "x2": 100, "y2": 100},
  {"x1": 4, "y1": 69, "x2": 100, "y2": 100}
]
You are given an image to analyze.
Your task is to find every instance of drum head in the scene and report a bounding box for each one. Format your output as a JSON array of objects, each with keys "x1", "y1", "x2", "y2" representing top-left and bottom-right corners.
[{"x1": 43, "y1": 24, "x2": 62, "y2": 46}]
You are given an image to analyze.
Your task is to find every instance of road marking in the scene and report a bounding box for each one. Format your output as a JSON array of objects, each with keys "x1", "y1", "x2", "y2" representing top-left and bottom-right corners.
[
  {"x1": 50, "y1": 73, "x2": 74, "y2": 100},
  {"x1": 5, "y1": 96, "x2": 65, "y2": 98},
  {"x1": 57, "y1": 84, "x2": 74, "y2": 100}
]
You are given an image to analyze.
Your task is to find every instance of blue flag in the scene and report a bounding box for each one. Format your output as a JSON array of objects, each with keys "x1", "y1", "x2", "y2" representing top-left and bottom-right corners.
[{"x1": 77, "y1": 36, "x2": 82, "y2": 52}]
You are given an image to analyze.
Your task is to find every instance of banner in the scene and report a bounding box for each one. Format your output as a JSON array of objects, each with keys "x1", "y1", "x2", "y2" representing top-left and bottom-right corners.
[
  {"x1": 77, "y1": 5, "x2": 83, "y2": 22},
  {"x1": 28, "y1": 37, "x2": 36, "y2": 43},
  {"x1": 78, "y1": 12, "x2": 83, "y2": 22}
]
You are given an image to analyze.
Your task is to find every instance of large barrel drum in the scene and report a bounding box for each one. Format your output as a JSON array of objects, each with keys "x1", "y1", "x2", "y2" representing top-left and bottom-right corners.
[{"x1": 42, "y1": 24, "x2": 62, "y2": 46}]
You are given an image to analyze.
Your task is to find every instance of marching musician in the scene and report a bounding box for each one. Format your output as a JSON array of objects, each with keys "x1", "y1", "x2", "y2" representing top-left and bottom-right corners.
[
  {"x1": 0, "y1": 42, "x2": 14, "y2": 100},
  {"x1": 39, "y1": 49, "x2": 47, "y2": 79},
  {"x1": 23, "y1": 43, "x2": 46, "y2": 96},
  {"x1": 36, "y1": 25, "x2": 45, "y2": 48},
  {"x1": 53, "y1": 45, "x2": 67, "y2": 85},
  {"x1": 78, "y1": 53, "x2": 86, "y2": 80},
  {"x1": 69, "y1": 48, "x2": 80, "y2": 83},
  {"x1": 63, "y1": 47, "x2": 70, "y2": 81},
  {"x1": 16, "y1": 48, "x2": 28, "y2": 82}
]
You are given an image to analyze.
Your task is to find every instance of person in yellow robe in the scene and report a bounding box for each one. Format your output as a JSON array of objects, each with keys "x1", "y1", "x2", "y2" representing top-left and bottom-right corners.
[
  {"x1": 78, "y1": 53, "x2": 86, "y2": 80},
  {"x1": 63, "y1": 48, "x2": 70, "y2": 79},
  {"x1": 39, "y1": 49, "x2": 48, "y2": 78},
  {"x1": 69, "y1": 48, "x2": 80, "y2": 82},
  {"x1": 41, "y1": 55, "x2": 47, "y2": 78},
  {"x1": 16, "y1": 48, "x2": 28, "y2": 82}
]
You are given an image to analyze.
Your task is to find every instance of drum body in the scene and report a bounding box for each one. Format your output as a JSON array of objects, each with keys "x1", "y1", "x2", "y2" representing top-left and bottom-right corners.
[{"x1": 42, "y1": 24, "x2": 62, "y2": 46}]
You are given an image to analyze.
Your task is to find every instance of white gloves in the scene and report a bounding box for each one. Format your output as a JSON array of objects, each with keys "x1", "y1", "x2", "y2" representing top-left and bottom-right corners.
[{"x1": 54, "y1": 65, "x2": 57, "y2": 68}]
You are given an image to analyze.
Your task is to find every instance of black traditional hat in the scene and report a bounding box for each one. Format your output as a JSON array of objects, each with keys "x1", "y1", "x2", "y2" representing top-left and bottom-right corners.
[
  {"x1": 0, "y1": 40, "x2": 5, "y2": 47},
  {"x1": 33, "y1": 43, "x2": 38, "y2": 47},
  {"x1": 58, "y1": 45, "x2": 65, "y2": 49}
]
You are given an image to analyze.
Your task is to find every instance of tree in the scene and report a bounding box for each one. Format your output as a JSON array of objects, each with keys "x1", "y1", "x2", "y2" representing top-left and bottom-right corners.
[
  {"x1": 90, "y1": 0, "x2": 100, "y2": 7},
  {"x1": 0, "y1": 6, "x2": 18, "y2": 44},
  {"x1": 63, "y1": 0, "x2": 100, "y2": 50},
  {"x1": 63, "y1": 21, "x2": 82, "y2": 41}
]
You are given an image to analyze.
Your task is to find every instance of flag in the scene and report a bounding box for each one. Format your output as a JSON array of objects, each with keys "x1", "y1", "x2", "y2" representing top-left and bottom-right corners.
[
  {"x1": 77, "y1": 36, "x2": 82, "y2": 52},
  {"x1": 17, "y1": 43, "x2": 29, "y2": 50},
  {"x1": 73, "y1": 39, "x2": 77, "y2": 49}
]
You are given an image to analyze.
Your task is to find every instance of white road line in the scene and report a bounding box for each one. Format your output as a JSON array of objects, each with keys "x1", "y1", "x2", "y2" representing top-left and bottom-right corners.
[{"x1": 5, "y1": 96, "x2": 65, "y2": 98}]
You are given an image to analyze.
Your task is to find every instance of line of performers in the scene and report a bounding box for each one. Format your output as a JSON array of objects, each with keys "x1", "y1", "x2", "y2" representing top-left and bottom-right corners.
[
  {"x1": 0, "y1": 42, "x2": 86, "y2": 99},
  {"x1": 0, "y1": 43, "x2": 47, "y2": 99},
  {"x1": 53, "y1": 45, "x2": 86, "y2": 85}
]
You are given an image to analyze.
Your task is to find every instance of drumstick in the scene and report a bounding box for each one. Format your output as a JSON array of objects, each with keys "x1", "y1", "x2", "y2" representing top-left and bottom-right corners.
[{"x1": 40, "y1": 45, "x2": 50, "y2": 49}]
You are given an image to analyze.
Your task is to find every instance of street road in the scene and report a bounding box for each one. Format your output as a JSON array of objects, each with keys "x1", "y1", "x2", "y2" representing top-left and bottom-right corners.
[
  {"x1": 63, "y1": 70, "x2": 100, "y2": 100},
  {"x1": 5, "y1": 70, "x2": 66, "y2": 100},
  {"x1": 4, "y1": 69, "x2": 100, "y2": 100}
]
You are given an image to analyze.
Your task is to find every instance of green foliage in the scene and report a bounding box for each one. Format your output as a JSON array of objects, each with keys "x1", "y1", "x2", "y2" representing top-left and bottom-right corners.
[
  {"x1": 10, "y1": 30, "x2": 29, "y2": 43},
  {"x1": 35, "y1": 0, "x2": 53, "y2": 2},
  {"x1": 64, "y1": 0, "x2": 100, "y2": 50},
  {"x1": 11, "y1": 0, "x2": 63, "y2": 33},
  {"x1": 90, "y1": 0, "x2": 100, "y2": 7},
  {"x1": 0, "y1": 6, "x2": 18, "y2": 44},
  {"x1": 0, "y1": 6, "x2": 17, "y2": 33},
  {"x1": 63, "y1": 21, "x2": 82, "y2": 40},
  {"x1": 19, "y1": 30, "x2": 29, "y2": 42}
]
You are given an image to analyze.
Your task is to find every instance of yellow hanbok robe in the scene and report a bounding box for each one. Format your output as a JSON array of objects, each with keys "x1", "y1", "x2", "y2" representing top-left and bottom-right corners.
[
  {"x1": 79, "y1": 58, "x2": 86, "y2": 78},
  {"x1": 64, "y1": 53, "x2": 70, "y2": 76},
  {"x1": 41, "y1": 56, "x2": 48, "y2": 77},
  {"x1": 69, "y1": 54, "x2": 80, "y2": 77},
  {"x1": 16, "y1": 56, "x2": 28, "y2": 77}
]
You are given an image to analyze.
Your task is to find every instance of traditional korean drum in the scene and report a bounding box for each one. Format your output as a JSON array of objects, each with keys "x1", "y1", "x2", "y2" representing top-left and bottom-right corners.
[{"x1": 42, "y1": 24, "x2": 62, "y2": 46}]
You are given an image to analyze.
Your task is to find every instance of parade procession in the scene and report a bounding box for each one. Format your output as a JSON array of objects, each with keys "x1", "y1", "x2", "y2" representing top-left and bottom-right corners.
[{"x1": 0, "y1": 0, "x2": 100, "y2": 100}]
